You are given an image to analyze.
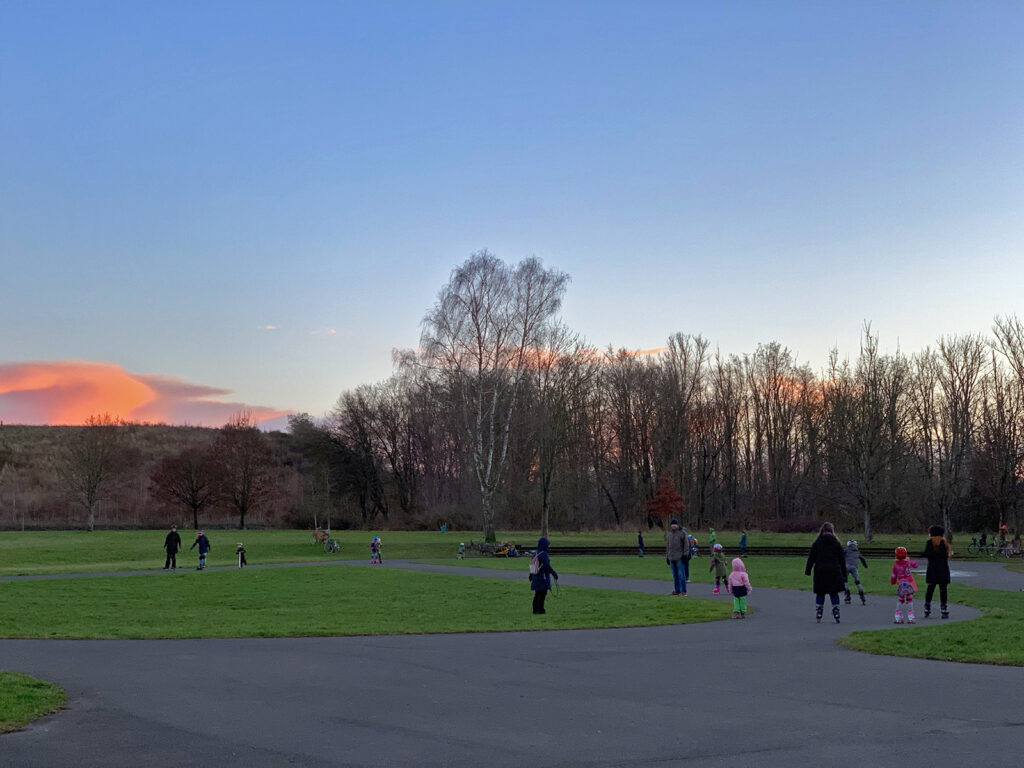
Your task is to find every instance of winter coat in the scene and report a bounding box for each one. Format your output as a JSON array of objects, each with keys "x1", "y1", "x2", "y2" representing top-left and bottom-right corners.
[
  {"x1": 709, "y1": 551, "x2": 728, "y2": 578},
  {"x1": 530, "y1": 538, "x2": 558, "y2": 591},
  {"x1": 805, "y1": 534, "x2": 847, "y2": 595},
  {"x1": 922, "y1": 537, "x2": 952, "y2": 585},
  {"x1": 164, "y1": 531, "x2": 182, "y2": 554},
  {"x1": 665, "y1": 527, "x2": 688, "y2": 561},
  {"x1": 190, "y1": 534, "x2": 211, "y2": 555},
  {"x1": 727, "y1": 558, "x2": 752, "y2": 591},
  {"x1": 843, "y1": 545, "x2": 867, "y2": 570},
  {"x1": 890, "y1": 558, "x2": 918, "y2": 590}
]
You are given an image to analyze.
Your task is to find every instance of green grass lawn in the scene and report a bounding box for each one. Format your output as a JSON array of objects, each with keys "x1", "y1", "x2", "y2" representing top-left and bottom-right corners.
[
  {"x1": 0, "y1": 672, "x2": 66, "y2": 733},
  {"x1": 0, "y1": 565, "x2": 729, "y2": 639},
  {"x1": 0, "y1": 528, "x2": 970, "y2": 577}
]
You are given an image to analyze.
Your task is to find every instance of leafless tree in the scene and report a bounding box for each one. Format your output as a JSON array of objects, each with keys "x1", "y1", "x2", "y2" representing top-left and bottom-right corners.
[
  {"x1": 150, "y1": 445, "x2": 219, "y2": 529},
  {"x1": 57, "y1": 414, "x2": 136, "y2": 531},
  {"x1": 418, "y1": 251, "x2": 569, "y2": 540},
  {"x1": 214, "y1": 411, "x2": 275, "y2": 529}
]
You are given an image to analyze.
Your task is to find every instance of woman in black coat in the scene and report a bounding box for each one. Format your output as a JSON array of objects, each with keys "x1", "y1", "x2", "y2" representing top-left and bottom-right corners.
[
  {"x1": 805, "y1": 522, "x2": 847, "y2": 624},
  {"x1": 921, "y1": 525, "x2": 952, "y2": 619}
]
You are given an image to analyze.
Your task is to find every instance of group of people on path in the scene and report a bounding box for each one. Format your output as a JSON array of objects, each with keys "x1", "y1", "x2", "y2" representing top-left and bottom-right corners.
[
  {"x1": 161, "y1": 526, "x2": 215, "y2": 570},
  {"x1": 664, "y1": 519, "x2": 752, "y2": 618},
  {"x1": 804, "y1": 522, "x2": 953, "y2": 624}
]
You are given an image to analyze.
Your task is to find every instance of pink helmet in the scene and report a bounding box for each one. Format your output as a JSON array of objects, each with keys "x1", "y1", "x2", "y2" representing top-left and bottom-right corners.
[{"x1": 895, "y1": 546, "x2": 908, "y2": 559}]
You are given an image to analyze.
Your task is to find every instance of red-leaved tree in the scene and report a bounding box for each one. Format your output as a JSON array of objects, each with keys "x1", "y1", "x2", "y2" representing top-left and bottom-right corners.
[{"x1": 646, "y1": 474, "x2": 684, "y2": 523}]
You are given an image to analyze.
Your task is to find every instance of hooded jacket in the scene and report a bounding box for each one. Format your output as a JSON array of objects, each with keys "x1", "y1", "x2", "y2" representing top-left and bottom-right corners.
[
  {"x1": 164, "y1": 530, "x2": 182, "y2": 554},
  {"x1": 843, "y1": 543, "x2": 867, "y2": 570},
  {"x1": 891, "y1": 557, "x2": 918, "y2": 589},
  {"x1": 709, "y1": 549, "x2": 728, "y2": 578},
  {"x1": 727, "y1": 558, "x2": 752, "y2": 591},
  {"x1": 805, "y1": 534, "x2": 847, "y2": 595},
  {"x1": 530, "y1": 537, "x2": 558, "y2": 591},
  {"x1": 190, "y1": 534, "x2": 211, "y2": 555}
]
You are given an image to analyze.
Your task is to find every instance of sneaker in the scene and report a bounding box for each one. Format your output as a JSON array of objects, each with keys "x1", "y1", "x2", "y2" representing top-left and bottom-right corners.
[
  {"x1": 844, "y1": 595, "x2": 852, "y2": 604},
  {"x1": 713, "y1": 587, "x2": 720, "y2": 595},
  {"x1": 860, "y1": 595, "x2": 867, "y2": 605},
  {"x1": 941, "y1": 611, "x2": 949, "y2": 620},
  {"x1": 894, "y1": 617, "x2": 903, "y2": 624},
  {"x1": 740, "y1": 612, "x2": 746, "y2": 618},
  {"x1": 924, "y1": 606, "x2": 931, "y2": 618},
  {"x1": 670, "y1": 591, "x2": 679, "y2": 596},
  {"x1": 732, "y1": 611, "x2": 740, "y2": 619}
]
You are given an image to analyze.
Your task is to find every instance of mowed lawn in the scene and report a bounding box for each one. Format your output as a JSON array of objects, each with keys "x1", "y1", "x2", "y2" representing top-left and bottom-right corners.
[
  {"x1": 0, "y1": 672, "x2": 65, "y2": 733},
  {"x1": 0, "y1": 565, "x2": 729, "y2": 639},
  {"x1": 0, "y1": 529, "x2": 966, "y2": 577},
  {"x1": 433, "y1": 554, "x2": 1024, "y2": 666}
]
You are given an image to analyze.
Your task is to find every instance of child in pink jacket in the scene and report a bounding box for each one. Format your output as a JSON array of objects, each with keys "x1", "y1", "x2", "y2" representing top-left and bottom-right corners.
[
  {"x1": 727, "y1": 558, "x2": 752, "y2": 618},
  {"x1": 890, "y1": 546, "x2": 919, "y2": 624}
]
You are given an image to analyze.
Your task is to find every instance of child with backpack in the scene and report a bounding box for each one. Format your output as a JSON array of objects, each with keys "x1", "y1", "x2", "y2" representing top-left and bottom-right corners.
[
  {"x1": 890, "y1": 546, "x2": 919, "y2": 624},
  {"x1": 727, "y1": 558, "x2": 752, "y2": 618},
  {"x1": 709, "y1": 543, "x2": 730, "y2": 594},
  {"x1": 529, "y1": 537, "x2": 559, "y2": 615}
]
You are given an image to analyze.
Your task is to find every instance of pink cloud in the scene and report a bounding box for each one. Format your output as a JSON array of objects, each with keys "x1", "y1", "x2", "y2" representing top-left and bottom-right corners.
[{"x1": 0, "y1": 361, "x2": 288, "y2": 427}]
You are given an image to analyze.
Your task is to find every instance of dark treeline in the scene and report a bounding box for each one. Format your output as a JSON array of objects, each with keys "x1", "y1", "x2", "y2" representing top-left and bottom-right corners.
[
  {"x1": 285, "y1": 253, "x2": 1024, "y2": 541},
  {"x1": 3, "y1": 253, "x2": 1023, "y2": 540}
]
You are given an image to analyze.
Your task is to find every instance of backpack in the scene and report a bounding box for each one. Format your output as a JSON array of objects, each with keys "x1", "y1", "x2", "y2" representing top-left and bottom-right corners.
[{"x1": 529, "y1": 552, "x2": 541, "y2": 575}]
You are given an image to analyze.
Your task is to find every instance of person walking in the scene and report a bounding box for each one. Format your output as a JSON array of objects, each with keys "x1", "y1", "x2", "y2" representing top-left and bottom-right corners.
[
  {"x1": 843, "y1": 540, "x2": 868, "y2": 605},
  {"x1": 804, "y1": 522, "x2": 847, "y2": 624},
  {"x1": 190, "y1": 530, "x2": 211, "y2": 570},
  {"x1": 163, "y1": 525, "x2": 182, "y2": 570},
  {"x1": 665, "y1": 519, "x2": 688, "y2": 596},
  {"x1": 637, "y1": 529, "x2": 645, "y2": 557},
  {"x1": 529, "y1": 537, "x2": 558, "y2": 614},
  {"x1": 728, "y1": 558, "x2": 752, "y2": 618},
  {"x1": 922, "y1": 525, "x2": 952, "y2": 619},
  {"x1": 739, "y1": 529, "x2": 748, "y2": 557}
]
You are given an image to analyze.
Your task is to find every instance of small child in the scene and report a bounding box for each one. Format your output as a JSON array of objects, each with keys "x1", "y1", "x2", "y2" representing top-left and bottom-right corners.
[
  {"x1": 843, "y1": 540, "x2": 868, "y2": 605},
  {"x1": 709, "y1": 543, "x2": 730, "y2": 594},
  {"x1": 890, "y1": 546, "x2": 918, "y2": 624},
  {"x1": 727, "y1": 558, "x2": 752, "y2": 618},
  {"x1": 189, "y1": 530, "x2": 210, "y2": 570},
  {"x1": 457, "y1": 541, "x2": 466, "y2": 560},
  {"x1": 235, "y1": 542, "x2": 247, "y2": 568},
  {"x1": 370, "y1": 536, "x2": 382, "y2": 565}
]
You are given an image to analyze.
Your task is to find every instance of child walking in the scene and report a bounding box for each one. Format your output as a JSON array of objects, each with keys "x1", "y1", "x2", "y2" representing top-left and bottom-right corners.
[
  {"x1": 922, "y1": 525, "x2": 952, "y2": 619},
  {"x1": 843, "y1": 540, "x2": 868, "y2": 605},
  {"x1": 370, "y1": 536, "x2": 382, "y2": 564},
  {"x1": 709, "y1": 543, "x2": 730, "y2": 594},
  {"x1": 728, "y1": 558, "x2": 752, "y2": 618},
  {"x1": 190, "y1": 530, "x2": 211, "y2": 570},
  {"x1": 890, "y1": 546, "x2": 918, "y2": 624}
]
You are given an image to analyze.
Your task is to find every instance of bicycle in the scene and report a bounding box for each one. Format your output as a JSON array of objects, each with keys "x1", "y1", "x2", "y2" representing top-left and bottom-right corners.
[
  {"x1": 967, "y1": 540, "x2": 998, "y2": 557},
  {"x1": 323, "y1": 538, "x2": 341, "y2": 554}
]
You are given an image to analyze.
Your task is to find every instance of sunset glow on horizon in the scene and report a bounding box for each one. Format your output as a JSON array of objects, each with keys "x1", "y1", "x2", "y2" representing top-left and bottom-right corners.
[{"x1": 0, "y1": 361, "x2": 287, "y2": 427}]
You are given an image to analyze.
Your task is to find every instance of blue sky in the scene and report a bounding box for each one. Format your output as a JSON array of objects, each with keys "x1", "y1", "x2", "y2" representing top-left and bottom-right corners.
[{"x1": 2, "y1": 1, "x2": 1023, "y2": 424}]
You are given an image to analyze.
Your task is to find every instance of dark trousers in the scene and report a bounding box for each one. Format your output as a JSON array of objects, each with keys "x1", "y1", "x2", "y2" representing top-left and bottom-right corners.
[
  {"x1": 164, "y1": 553, "x2": 177, "y2": 568},
  {"x1": 532, "y1": 589, "x2": 548, "y2": 614},
  {"x1": 925, "y1": 583, "x2": 948, "y2": 605},
  {"x1": 815, "y1": 592, "x2": 841, "y2": 606}
]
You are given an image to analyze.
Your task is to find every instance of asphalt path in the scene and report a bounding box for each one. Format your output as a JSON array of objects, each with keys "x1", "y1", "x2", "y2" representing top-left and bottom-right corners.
[{"x1": 1, "y1": 560, "x2": 1022, "y2": 768}]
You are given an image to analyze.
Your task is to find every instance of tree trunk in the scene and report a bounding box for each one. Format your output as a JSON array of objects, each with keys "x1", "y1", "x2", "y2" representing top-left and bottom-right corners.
[
  {"x1": 192, "y1": 506, "x2": 199, "y2": 530},
  {"x1": 481, "y1": 493, "x2": 496, "y2": 542},
  {"x1": 87, "y1": 503, "x2": 95, "y2": 532},
  {"x1": 862, "y1": 505, "x2": 872, "y2": 543}
]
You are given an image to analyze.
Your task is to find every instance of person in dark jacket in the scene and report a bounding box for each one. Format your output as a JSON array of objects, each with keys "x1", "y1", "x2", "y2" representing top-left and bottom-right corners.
[
  {"x1": 637, "y1": 529, "x2": 645, "y2": 557},
  {"x1": 190, "y1": 530, "x2": 211, "y2": 570},
  {"x1": 664, "y1": 519, "x2": 689, "y2": 596},
  {"x1": 922, "y1": 525, "x2": 952, "y2": 619},
  {"x1": 163, "y1": 525, "x2": 182, "y2": 570},
  {"x1": 805, "y1": 522, "x2": 847, "y2": 623},
  {"x1": 530, "y1": 537, "x2": 558, "y2": 614}
]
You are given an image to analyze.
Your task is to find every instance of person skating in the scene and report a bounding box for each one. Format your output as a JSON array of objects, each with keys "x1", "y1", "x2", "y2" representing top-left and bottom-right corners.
[
  {"x1": 728, "y1": 558, "x2": 752, "y2": 618},
  {"x1": 189, "y1": 530, "x2": 211, "y2": 570},
  {"x1": 235, "y1": 542, "x2": 247, "y2": 568},
  {"x1": 805, "y1": 522, "x2": 846, "y2": 624},
  {"x1": 370, "y1": 536, "x2": 382, "y2": 564},
  {"x1": 665, "y1": 519, "x2": 689, "y2": 596},
  {"x1": 529, "y1": 537, "x2": 558, "y2": 614},
  {"x1": 921, "y1": 525, "x2": 952, "y2": 619},
  {"x1": 843, "y1": 540, "x2": 868, "y2": 605},
  {"x1": 163, "y1": 525, "x2": 182, "y2": 570},
  {"x1": 709, "y1": 543, "x2": 730, "y2": 594},
  {"x1": 890, "y1": 546, "x2": 919, "y2": 624}
]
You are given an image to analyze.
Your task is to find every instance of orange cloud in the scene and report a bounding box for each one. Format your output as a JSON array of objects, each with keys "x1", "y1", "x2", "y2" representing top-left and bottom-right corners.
[{"x1": 0, "y1": 361, "x2": 288, "y2": 427}]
